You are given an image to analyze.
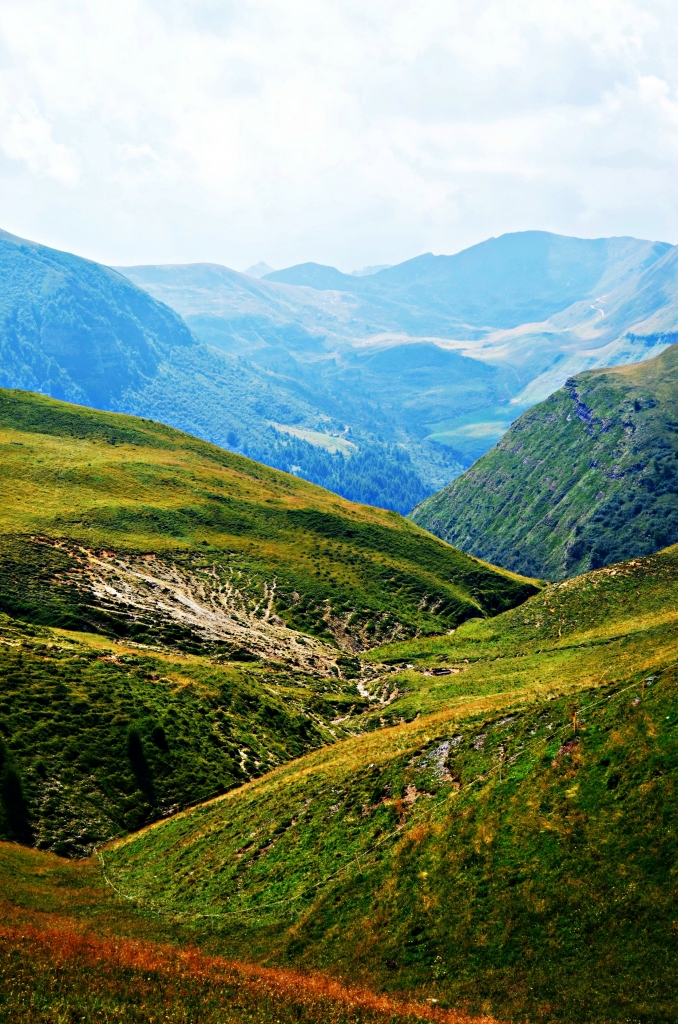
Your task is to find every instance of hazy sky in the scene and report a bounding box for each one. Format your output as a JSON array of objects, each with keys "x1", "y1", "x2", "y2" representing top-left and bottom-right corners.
[{"x1": 1, "y1": 0, "x2": 677, "y2": 271}]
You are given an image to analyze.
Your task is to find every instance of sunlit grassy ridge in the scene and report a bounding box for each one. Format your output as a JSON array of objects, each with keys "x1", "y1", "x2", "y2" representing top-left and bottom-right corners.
[
  {"x1": 99, "y1": 546, "x2": 678, "y2": 1023},
  {"x1": 0, "y1": 388, "x2": 536, "y2": 644},
  {"x1": 360, "y1": 546, "x2": 678, "y2": 722}
]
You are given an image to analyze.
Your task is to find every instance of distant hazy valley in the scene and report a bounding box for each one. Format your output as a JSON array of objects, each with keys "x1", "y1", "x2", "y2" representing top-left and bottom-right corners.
[{"x1": 119, "y1": 231, "x2": 678, "y2": 487}]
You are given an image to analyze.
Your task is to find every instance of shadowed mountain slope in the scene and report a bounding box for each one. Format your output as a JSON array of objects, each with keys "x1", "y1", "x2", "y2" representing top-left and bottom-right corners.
[
  {"x1": 0, "y1": 228, "x2": 195, "y2": 407},
  {"x1": 411, "y1": 342, "x2": 678, "y2": 580}
]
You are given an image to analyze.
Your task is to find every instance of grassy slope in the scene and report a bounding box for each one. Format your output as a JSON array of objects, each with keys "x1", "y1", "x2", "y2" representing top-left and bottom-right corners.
[
  {"x1": 0, "y1": 388, "x2": 536, "y2": 855},
  {"x1": 0, "y1": 845, "x2": 485, "y2": 1024},
  {"x1": 0, "y1": 617, "x2": 369, "y2": 857},
  {"x1": 411, "y1": 341, "x2": 678, "y2": 580},
  {"x1": 0, "y1": 388, "x2": 534, "y2": 643},
  {"x1": 98, "y1": 545, "x2": 678, "y2": 1024}
]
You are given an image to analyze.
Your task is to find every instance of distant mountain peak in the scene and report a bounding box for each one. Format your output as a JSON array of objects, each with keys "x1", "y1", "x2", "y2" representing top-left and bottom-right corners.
[
  {"x1": 244, "y1": 261, "x2": 276, "y2": 278},
  {"x1": 351, "y1": 264, "x2": 392, "y2": 277}
]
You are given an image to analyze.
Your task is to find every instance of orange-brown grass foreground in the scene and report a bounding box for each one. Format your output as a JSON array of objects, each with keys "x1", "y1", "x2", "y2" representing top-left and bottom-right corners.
[{"x1": 0, "y1": 851, "x2": 497, "y2": 1024}]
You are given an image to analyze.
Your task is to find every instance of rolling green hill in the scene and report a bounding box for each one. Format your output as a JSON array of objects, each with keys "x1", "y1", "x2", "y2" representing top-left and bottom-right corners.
[
  {"x1": 2, "y1": 385, "x2": 678, "y2": 1022},
  {"x1": 411, "y1": 342, "x2": 678, "y2": 580},
  {"x1": 0, "y1": 388, "x2": 534, "y2": 643},
  {"x1": 87, "y1": 544, "x2": 678, "y2": 1023},
  {"x1": 0, "y1": 387, "x2": 535, "y2": 855}
]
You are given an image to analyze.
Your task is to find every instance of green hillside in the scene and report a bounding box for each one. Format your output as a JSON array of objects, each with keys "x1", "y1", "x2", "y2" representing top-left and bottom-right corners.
[
  {"x1": 0, "y1": 617, "x2": 371, "y2": 857},
  {"x1": 95, "y1": 545, "x2": 678, "y2": 1024},
  {"x1": 4, "y1": 385, "x2": 678, "y2": 1023},
  {"x1": 411, "y1": 341, "x2": 678, "y2": 579},
  {"x1": 0, "y1": 388, "x2": 535, "y2": 854},
  {"x1": 0, "y1": 846, "x2": 479, "y2": 1024}
]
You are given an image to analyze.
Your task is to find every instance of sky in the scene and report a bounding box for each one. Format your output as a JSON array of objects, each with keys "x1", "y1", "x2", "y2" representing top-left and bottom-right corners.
[{"x1": 1, "y1": 0, "x2": 678, "y2": 272}]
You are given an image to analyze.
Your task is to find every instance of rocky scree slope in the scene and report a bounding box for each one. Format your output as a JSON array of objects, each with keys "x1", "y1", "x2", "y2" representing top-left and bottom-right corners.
[{"x1": 411, "y1": 342, "x2": 678, "y2": 580}]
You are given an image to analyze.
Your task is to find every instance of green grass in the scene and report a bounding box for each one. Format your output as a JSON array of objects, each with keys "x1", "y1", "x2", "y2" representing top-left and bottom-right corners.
[
  {"x1": 93, "y1": 545, "x2": 678, "y2": 1023},
  {"x1": 0, "y1": 387, "x2": 536, "y2": 856},
  {"x1": 0, "y1": 615, "x2": 368, "y2": 856},
  {"x1": 411, "y1": 340, "x2": 678, "y2": 580},
  {"x1": 0, "y1": 388, "x2": 536, "y2": 645},
  {"x1": 359, "y1": 546, "x2": 678, "y2": 723},
  {"x1": 0, "y1": 846, "x2": 472, "y2": 1024}
]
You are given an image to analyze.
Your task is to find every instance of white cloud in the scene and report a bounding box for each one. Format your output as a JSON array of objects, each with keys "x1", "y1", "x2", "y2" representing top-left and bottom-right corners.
[
  {"x1": 0, "y1": 0, "x2": 677, "y2": 268},
  {"x1": 0, "y1": 97, "x2": 79, "y2": 184}
]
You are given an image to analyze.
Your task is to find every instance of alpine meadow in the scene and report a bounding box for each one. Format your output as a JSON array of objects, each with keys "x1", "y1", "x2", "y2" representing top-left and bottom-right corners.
[{"x1": 3, "y1": 29, "x2": 678, "y2": 1017}]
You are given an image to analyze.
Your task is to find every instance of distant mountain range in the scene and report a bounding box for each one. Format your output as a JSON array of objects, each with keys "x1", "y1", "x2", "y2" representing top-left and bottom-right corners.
[
  {"x1": 263, "y1": 231, "x2": 669, "y2": 332},
  {"x1": 119, "y1": 230, "x2": 678, "y2": 473},
  {"x1": 412, "y1": 341, "x2": 678, "y2": 579},
  {"x1": 2, "y1": 225, "x2": 678, "y2": 515}
]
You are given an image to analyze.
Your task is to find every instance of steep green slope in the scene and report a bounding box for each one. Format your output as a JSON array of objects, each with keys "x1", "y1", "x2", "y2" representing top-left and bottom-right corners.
[
  {"x1": 100, "y1": 546, "x2": 678, "y2": 1023},
  {"x1": 411, "y1": 342, "x2": 678, "y2": 579},
  {"x1": 0, "y1": 388, "x2": 535, "y2": 854}
]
